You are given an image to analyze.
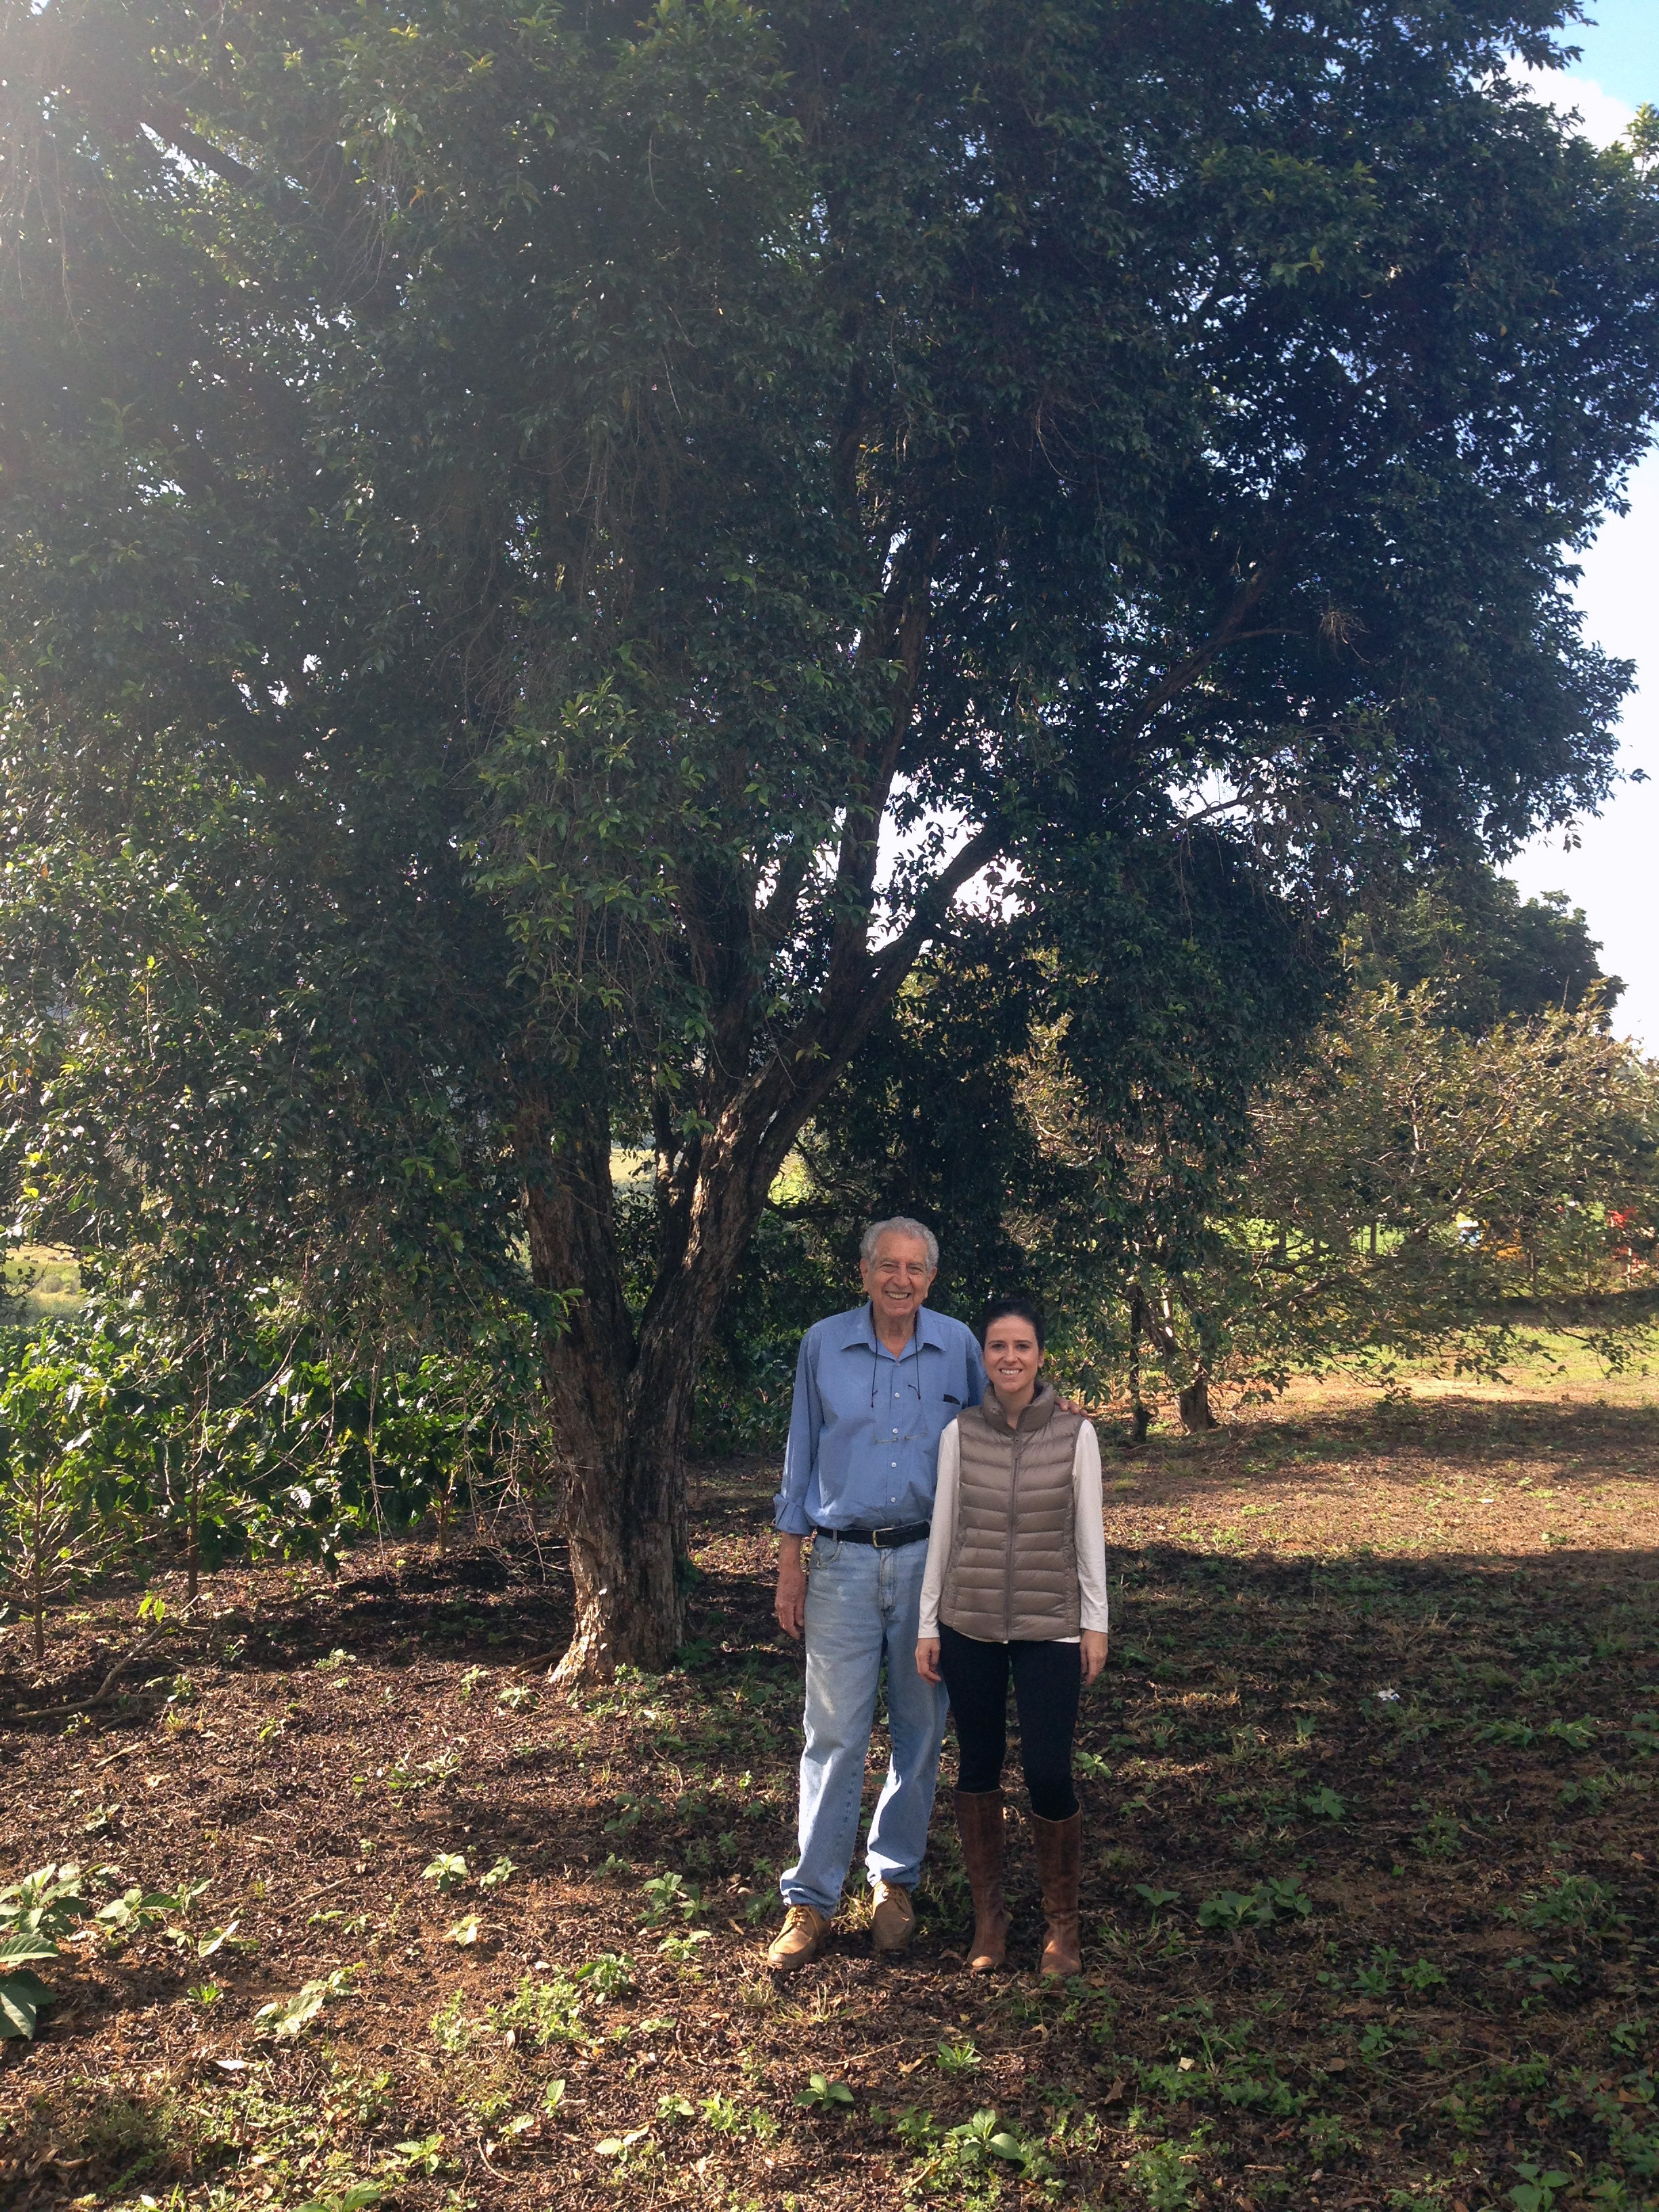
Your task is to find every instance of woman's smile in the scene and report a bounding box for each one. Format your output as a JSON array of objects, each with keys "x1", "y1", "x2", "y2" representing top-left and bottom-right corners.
[{"x1": 983, "y1": 1322, "x2": 1042, "y2": 1419}]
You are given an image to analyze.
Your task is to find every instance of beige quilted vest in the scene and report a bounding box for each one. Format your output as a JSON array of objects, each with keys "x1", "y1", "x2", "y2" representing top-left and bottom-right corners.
[{"x1": 939, "y1": 1382, "x2": 1086, "y2": 1643}]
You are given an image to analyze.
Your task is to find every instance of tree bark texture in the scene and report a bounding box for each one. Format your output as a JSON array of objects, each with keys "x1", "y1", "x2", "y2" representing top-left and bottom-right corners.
[
  {"x1": 1177, "y1": 1374, "x2": 1218, "y2": 1433},
  {"x1": 525, "y1": 1082, "x2": 834, "y2": 1681}
]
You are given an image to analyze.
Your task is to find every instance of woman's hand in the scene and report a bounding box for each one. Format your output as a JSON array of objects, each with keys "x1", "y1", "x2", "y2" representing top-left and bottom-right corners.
[
  {"x1": 916, "y1": 1638, "x2": 943, "y2": 1684},
  {"x1": 1080, "y1": 1630, "x2": 1109, "y2": 1686}
]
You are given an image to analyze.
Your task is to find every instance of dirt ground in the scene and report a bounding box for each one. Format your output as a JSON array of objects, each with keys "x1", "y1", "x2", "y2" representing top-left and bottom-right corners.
[{"x1": 2, "y1": 1380, "x2": 1656, "y2": 2212}]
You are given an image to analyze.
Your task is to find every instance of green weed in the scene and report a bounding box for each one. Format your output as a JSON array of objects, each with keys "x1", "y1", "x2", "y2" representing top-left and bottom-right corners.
[
  {"x1": 638, "y1": 1870, "x2": 701, "y2": 1927},
  {"x1": 795, "y1": 2072, "x2": 853, "y2": 2112},
  {"x1": 1122, "y1": 2125, "x2": 1209, "y2": 2209},
  {"x1": 253, "y1": 1966, "x2": 356, "y2": 2041},
  {"x1": 1517, "y1": 1873, "x2": 1622, "y2": 1933},
  {"x1": 1508, "y1": 2162, "x2": 1572, "y2": 2212},
  {"x1": 1303, "y1": 2109, "x2": 1361, "y2": 2160},
  {"x1": 493, "y1": 1973, "x2": 584, "y2": 2046},
  {"x1": 1414, "y1": 1810, "x2": 1462, "y2": 1860},
  {"x1": 1197, "y1": 1874, "x2": 1311, "y2": 1929},
  {"x1": 575, "y1": 1951, "x2": 636, "y2": 1998},
  {"x1": 294, "y1": 2186, "x2": 383, "y2": 2212},
  {"x1": 1354, "y1": 1945, "x2": 1399, "y2": 1996},
  {"x1": 657, "y1": 1928, "x2": 713, "y2": 1964}
]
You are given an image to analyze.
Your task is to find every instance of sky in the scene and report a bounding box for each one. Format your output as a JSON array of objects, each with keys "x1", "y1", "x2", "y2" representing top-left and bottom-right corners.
[{"x1": 1507, "y1": 2, "x2": 1658, "y2": 1052}]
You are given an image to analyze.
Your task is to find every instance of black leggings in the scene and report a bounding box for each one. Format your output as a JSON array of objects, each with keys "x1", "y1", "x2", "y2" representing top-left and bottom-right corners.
[{"x1": 938, "y1": 1621, "x2": 1081, "y2": 1822}]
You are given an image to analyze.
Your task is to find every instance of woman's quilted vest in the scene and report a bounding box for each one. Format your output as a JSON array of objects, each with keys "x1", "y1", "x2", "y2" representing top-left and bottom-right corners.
[{"x1": 939, "y1": 1381, "x2": 1085, "y2": 1643}]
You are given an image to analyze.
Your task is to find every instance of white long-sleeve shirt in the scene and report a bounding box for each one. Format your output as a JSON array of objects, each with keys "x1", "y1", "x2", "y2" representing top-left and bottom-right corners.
[{"x1": 918, "y1": 1416, "x2": 1109, "y2": 1641}]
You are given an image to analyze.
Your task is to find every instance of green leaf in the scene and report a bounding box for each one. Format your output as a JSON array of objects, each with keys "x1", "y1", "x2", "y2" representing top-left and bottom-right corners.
[
  {"x1": 295, "y1": 2187, "x2": 384, "y2": 2212},
  {"x1": 795, "y1": 2070, "x2": 855, "y2": 2110},
  {"x1": 422, "y1": 1851, "x2": 470, "y2": 1891},
  {"x1": 0, "y1": 1971, "x2": 56, "y2": 2040},
  {"x1": 253, "y1": 1978, "x2": 335, "y2": 2040},
  {"x1": 0, "y1": 1931, "x2": 60, "y2": 1967}
]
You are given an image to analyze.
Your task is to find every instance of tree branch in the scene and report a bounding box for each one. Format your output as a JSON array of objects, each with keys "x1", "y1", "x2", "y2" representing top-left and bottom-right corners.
[
  {"x1": 1122, "y1": 557, "x2": 1284, "y2": 745},
  {"x1": 140, "y1": 104, "x2": 280, "y2": 196},
  {"x1": 867, "y1": 821, "x2": 1007, "y2": 993}
]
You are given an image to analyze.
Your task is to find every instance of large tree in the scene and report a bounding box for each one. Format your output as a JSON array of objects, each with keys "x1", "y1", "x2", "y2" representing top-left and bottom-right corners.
[{"x1": 1, "y1": 0, "x2": 1656, "y2": 1675}]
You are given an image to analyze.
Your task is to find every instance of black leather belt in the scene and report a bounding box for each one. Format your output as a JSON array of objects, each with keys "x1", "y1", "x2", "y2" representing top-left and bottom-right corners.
[{"x1": 812, "y1": 1521, "x2": 930, "y2": 1549}]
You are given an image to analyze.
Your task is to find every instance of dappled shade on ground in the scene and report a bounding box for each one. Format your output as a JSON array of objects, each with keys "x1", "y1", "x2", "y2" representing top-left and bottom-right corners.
[{"x1": 1, "y1": 1390, "x2": 1656, "y2": 2210}]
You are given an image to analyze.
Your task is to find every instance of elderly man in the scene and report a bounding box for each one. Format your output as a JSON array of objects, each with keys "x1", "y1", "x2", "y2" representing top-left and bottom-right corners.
[{"x1": 767, "y1": 1216, "x2": 987, "y2": 1971}]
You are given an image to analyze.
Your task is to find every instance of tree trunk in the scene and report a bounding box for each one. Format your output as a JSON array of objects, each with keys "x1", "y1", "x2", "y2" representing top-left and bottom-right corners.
[
  {"x1": 186, "y1": 1460, "x2": 201, "y2": 1604},
  {"x1": 1145, "y1": 1289, "x2": 1217, "y2": 1434},
  {"x1": 1178, "y1": 1371, "x2": 1218, "y2": 1433},
  {"x1": 524, "y1": 981, "x2": 900, "y2": 1681},
  {"x1": 533, "y1": 1220, "x2": 745, "y2": 1683},
  {"x1": 551, "y1": 1372, "x2": 691, "y2": 1683},
  {"x1": 1128, "y1": 1285, "x2": 1151, "y2": 1443},
  {"x1": 525, "y1": 1090, "x2": 777, "y2": 1685}
]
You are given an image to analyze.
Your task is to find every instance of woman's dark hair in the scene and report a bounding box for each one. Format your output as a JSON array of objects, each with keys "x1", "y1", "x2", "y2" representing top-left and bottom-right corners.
[{"x1": 979, "y1": 1296, "x2": 1046, "y2": 1353}]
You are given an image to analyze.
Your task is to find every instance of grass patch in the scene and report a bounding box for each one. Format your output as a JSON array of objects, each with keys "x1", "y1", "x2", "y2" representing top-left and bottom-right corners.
[{"x1": 3, "y1": 1244, "x2": 85, "y2": 1326}]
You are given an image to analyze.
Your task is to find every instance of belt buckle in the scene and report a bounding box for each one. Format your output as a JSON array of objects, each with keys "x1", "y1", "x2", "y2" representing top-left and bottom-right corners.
[{"x1": 871, "y1": 1524, "x2": 901, "y2": 1549}]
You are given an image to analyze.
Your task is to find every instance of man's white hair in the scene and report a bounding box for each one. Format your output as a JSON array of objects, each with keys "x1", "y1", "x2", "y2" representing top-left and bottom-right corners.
[{"x1": 860, "y1": 1216, "x2": 939, "y2": 1273}]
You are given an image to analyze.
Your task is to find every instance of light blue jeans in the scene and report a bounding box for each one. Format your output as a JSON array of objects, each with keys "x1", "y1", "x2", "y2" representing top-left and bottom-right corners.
[{"x1": 781, "y1": 1532, "x2": 949, "y2": 1916}]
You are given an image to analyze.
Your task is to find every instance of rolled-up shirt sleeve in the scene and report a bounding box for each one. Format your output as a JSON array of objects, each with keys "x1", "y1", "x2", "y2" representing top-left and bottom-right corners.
[
  {"x1": 917, "y1": 1422, "x2": 961, "y2": 1639},
  {"x1": 1076, "y1": 1423, "x2": 1109, "y2": 1634},
  {"x1": 773, "y1": 1332, "x2": 821, "y2": 1536}
]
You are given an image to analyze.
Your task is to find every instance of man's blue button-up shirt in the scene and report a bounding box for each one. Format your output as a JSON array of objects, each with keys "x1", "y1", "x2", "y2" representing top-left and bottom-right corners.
[{"x1": 772, "y1": 1303, "x2": 987, "y2": 1536}]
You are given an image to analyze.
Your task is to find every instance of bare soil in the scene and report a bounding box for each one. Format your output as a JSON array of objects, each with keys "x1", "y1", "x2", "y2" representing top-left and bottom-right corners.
[{"x1": 2, "y1": 1383, "x2": 1656, "y2": 2212}]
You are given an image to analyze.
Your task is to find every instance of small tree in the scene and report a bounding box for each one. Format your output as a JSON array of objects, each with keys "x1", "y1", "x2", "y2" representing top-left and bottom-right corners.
[
  {"x1": 0, "y1": 1338, "x2": 119, "y2": 1662},
  {"x1": 1131, "y1": 989, "x2": 1659, "y2": 1412}
]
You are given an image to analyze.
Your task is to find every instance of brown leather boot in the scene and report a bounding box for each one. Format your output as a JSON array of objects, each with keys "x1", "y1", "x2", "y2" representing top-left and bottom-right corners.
[
  {"x1": 954, "y1": 1788, "x2": 1009, "y2": 1972},
  {"x1": 1031, "y1": 1811, "x2": 1082, "y2": 1979},
  {"x1": 870, "y1": 1881, "x2": 917, "y2": 1952},
  {"x1": 766, "y1": 1904, "x2": 830, "y2": 1973}
]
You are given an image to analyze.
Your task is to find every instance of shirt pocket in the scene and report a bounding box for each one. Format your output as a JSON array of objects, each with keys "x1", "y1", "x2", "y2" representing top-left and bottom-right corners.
[{"x1": 907, "y1": 1367, "x2": 960, "y2": 1444}]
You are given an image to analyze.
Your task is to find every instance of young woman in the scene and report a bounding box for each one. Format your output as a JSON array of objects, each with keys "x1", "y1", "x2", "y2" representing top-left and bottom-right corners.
[{"x1": 916, "y1": 1298, "x2": 1107, "y2": 1976}]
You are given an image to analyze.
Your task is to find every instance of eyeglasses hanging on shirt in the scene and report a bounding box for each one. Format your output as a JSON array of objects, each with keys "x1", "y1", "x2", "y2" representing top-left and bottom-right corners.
[{"x1": 869, "y1": 1350, "x2": 928, "y2": 1439}]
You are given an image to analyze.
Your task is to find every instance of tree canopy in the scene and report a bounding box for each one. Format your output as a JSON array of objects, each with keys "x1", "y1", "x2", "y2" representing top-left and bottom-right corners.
[
  {"x1": 2, "y1": 0, "x2": 1656, "y2": 1670},
  {"x1": 1353, "y1": 873, "x2": 1622, "y2": 1033}
]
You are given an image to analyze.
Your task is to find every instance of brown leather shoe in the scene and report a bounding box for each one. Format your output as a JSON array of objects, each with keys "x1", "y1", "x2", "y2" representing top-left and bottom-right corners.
[
  {"x1": 870, "y1": 1881, "x2": 917, "y2": 1952},
  {"x1": 954, "y1": 1788, "x2": 1008, "y2": 1971},
  {"x1": 766, "y1": 1904, "x2": 830, "y2": 1973},
  {"x1": 1031, "y1": 1811, "x2": 1082, "y2": 1978}
]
